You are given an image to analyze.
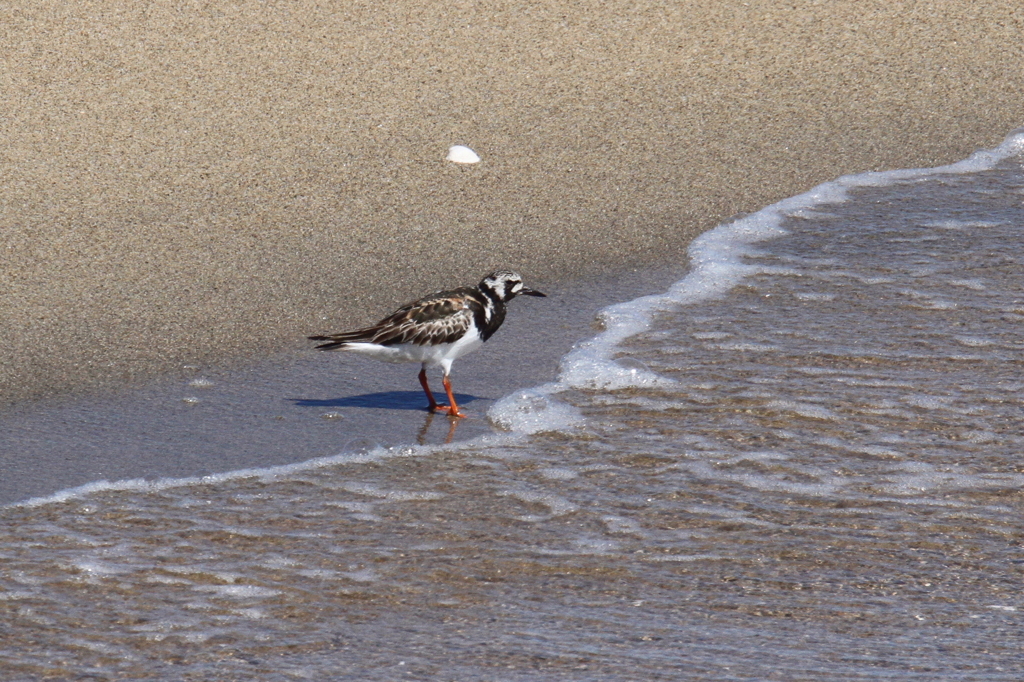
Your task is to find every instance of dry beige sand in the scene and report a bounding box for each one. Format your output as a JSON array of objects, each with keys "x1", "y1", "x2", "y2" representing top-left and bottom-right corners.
[{"x1": 2, "y1": 1, "x2": 1022, "y2": 404}]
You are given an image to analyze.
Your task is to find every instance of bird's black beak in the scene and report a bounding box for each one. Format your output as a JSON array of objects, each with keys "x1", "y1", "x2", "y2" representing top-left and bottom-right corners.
[{"x1": 520, "y1": 287, "x2": 546, "y2": 297}]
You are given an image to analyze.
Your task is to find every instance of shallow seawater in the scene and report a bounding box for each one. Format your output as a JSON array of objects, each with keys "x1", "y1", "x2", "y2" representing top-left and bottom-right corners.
[{"x1": 3, "y1": 144, "x2": 1024, "y2": 680}]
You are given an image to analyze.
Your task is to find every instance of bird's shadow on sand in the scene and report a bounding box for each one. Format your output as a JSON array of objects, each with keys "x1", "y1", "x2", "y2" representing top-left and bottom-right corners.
[{"x1": 288, "y1": 391, "x2": 480, "y2": 411}]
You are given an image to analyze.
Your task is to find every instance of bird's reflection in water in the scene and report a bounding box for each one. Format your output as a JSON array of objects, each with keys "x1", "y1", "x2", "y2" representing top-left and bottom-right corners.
[{"x1": 416, "y1": 412, "x2": 460, "y2": 445}]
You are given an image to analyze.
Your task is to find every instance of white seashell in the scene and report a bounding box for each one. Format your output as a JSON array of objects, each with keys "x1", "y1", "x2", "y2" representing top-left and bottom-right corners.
[{"x1": 446, "y1": 145, "x2": 481, "y2": 164}]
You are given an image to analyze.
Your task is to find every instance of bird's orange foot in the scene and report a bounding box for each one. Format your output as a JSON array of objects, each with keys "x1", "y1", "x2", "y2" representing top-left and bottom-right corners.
[{"x1": 430, "y1": 404, "x2": 466, "y2": 418}]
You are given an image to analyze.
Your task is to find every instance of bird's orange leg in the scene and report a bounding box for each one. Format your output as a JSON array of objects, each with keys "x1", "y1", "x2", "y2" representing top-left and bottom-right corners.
[
  {"x1": 419, "y1": 367, "x2": 465, "y2": 417},
  {"x1": 418, "y1": 367, "x2": 441, "y2": 412},
  {"x1": 441, "y1": 374, "x2": 466, "y2": 418}
]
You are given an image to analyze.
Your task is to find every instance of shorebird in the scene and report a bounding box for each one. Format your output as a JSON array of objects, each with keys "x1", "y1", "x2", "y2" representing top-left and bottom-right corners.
[{"x1": 309, "y1": 271, "x2": 546, "y2": 417}]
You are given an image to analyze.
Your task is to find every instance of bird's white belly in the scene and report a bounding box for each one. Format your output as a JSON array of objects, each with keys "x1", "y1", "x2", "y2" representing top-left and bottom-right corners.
[{"x1": 342, "y1": 328, "x2": 484, "y2": 371}]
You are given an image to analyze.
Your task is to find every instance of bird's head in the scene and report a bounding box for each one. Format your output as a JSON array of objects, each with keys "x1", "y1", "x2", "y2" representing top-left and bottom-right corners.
[{"x1": 479, "y1": 271, "x2": 546, "y2": 302}]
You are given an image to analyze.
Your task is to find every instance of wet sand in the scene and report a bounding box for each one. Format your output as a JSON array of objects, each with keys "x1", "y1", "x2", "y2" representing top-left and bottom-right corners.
[
  {"x1": 2, "y1": 1, "x2": 1023, "y2": 404},
  {"x1": 0, "y1": 265, "x2": 687, "y2": 505}
]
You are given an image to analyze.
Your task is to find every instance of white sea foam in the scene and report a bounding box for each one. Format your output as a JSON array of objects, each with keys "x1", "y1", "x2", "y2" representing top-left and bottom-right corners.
[
  {"x1": 11, "y1": 443, "x2": 404, "y2": 508},
  {"x1": 715, "y1": 342, "x2": 779, "y2": 353},
  {"x1": 194, "y1": 584, "x2": 281, "y2": 599},
  {"x1": 794, "y1": 292, "x2": 837, "y2": 302},
  {"x1": 558, "y1": 352, "x2": 676, "y2": 391},
  {"x1": 339, "y1": 482, "x2": 444, "y2": 502},
  {"x1": 902, "y1": 395, "x2": 955, "y2": 411},
  {"x1": 692, "y1": 331, "x2": 733, "y2": 341},
  {"x1": 923, "y1": 219, "x2": 1005, "y2": 230},
  {"x1": 955, "y1": 336, "x2": 997, "y2": 347},
  {"x1": 600, "y1": 515, "x2": 648, "y2": 537},
  {"x1": 878, "y1": 463, "x2": 1024, "y2": 496},
  {"x1": 501, "y1": 488, "x2": 579, "y2": 520},
  {"x1": 538, "y1": 467, "x2": 579, "y2": 481},
  {"x1": 766, "y1": 400, "x2": 840, "y2": 421},
  {"x1": 339, "y1": 568, "x2": 379, "y2": 583},
  {"x1": 72, "y1": 560, "x2": 132, "y2": 576},
  {"x1": 947, "y1": 278, "x2": 987, "y2": 291},
  {"x1": 643, "y1": 554, "x2": 728, "y2": 563},
  {"x1": 487, "y1": 388, "x2": 584, "y2": 434}
]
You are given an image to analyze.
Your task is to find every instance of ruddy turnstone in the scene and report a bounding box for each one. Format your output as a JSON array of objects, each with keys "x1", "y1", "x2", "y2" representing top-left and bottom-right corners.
[{"x1": 309, "y1": 271, "x2": 546, "y2": 417}]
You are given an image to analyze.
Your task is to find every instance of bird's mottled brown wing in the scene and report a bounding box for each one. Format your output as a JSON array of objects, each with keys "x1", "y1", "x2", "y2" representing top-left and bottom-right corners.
[{"x1": 369, "y1": 288, "x2": 477, "y2": 346}]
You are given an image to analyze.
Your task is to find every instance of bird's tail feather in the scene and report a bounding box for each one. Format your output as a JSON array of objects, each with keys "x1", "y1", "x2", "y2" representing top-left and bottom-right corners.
[
  {"x1": 309, "y1": 337, "x2": 349, "y2": 351},
  {"x1": 308, "y1": 328, "x2": 378, "y2": 350}
]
